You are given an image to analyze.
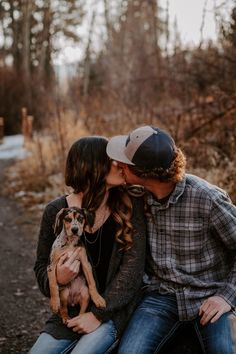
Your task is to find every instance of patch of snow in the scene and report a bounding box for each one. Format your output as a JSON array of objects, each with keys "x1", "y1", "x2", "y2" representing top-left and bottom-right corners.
[
  {"x1": 14, "y1": 191, "x2": 27, "y2": 198},
  {"x1": 0, "y1": 135, "x2": 29, "y2": 160}
]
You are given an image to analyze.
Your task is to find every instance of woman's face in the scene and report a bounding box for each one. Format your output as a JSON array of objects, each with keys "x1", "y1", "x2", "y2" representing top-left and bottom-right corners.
[{"x1": 105, "y1": 160, "x2": 125, "y2": 188}]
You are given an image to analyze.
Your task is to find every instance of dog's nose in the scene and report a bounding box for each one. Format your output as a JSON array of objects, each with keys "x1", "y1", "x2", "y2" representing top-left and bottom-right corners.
[{"x1": 71, "y1": 226, "x2": 78, "y2": 234}]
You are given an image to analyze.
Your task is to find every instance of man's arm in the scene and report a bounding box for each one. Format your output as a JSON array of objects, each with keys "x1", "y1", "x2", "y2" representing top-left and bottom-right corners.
[{"x1": 200, "y1": 191, "x2": 236, "y2": 325}]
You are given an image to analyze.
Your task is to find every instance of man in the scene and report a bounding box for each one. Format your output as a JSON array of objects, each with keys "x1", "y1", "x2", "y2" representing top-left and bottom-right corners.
[{"x1": 106, "y1": 125, "x2": 236, "y2": 354}]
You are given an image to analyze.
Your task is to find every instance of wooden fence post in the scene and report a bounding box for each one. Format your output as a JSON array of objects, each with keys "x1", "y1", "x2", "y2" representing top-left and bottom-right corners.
[
  {"x1": 0, "y1": 117, "x2": 4, "y2": 144},
  {"x1": 27, "y1": 115, "x2": 34, "y2": 140},
  {"x1": 21, "y1": 107, "x2": 34, "y2": 146},
  {"x1": 22, "y1": 107, "x2": 28, "y2": 145}
]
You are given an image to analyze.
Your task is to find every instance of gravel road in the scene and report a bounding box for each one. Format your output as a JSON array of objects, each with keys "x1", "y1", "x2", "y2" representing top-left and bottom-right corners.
[{"x1": 0, "y1": 159, "x2": 50, "y2": 354}]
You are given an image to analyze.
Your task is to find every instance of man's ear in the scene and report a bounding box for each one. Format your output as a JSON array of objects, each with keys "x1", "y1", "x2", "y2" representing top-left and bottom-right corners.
[
  {"x1": 54, "y1": 208, "x2": 66, "y2": 235},
  {"x1": 82, "y1": 209, "x2": 95, "y2": 228}
]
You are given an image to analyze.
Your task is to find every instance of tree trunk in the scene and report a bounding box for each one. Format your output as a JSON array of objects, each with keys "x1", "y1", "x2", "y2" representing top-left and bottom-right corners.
[{"x1": 22, "y1": 0, "x2": 33, "y2": 107}]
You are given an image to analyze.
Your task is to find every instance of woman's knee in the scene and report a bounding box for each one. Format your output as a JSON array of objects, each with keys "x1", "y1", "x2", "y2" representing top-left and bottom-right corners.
[
  {"x1": 71, "y1": 320, "x2": 117, "y2": 354},
  {"x1": 28, "y1": 333, "x2": 75, "y2": 354}
]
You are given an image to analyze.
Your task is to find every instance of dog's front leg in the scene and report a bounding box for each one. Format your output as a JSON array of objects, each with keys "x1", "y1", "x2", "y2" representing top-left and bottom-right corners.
[
  {"x1": 59, "y1": 287, "x2": 70, "y2": 324},
  {"x1": 78, "y1": 286, "x2": 90, "y2": 315},
  {"x1": 47, "y1": 262, "x2": 61, "y2": 314},
  {"x1": 79, "y1": 248, "x2": 106, "y2": 308}
]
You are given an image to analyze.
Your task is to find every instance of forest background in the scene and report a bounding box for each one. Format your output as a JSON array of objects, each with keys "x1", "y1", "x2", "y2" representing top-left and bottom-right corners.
[
  {"x1": 0, "y1": 0, "x2": 236, "y2": 205},
  {"x1": 0, "y1": 1, "x2": 236, "y2": 353}
]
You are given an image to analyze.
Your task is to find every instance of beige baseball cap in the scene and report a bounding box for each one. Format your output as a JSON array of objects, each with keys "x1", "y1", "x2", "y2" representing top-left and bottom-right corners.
[{"x1": 106, "y1": 126, "x2": 176, "y2": 169}]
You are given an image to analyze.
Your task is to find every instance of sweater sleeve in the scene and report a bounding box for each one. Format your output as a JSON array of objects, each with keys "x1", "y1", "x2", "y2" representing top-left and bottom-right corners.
[
  {"x1": 34, "y1": 198, "x2": 65, "y2": 297},
  {"x1": 91, "y1": 197, "x2": 146, "y2": 322}
]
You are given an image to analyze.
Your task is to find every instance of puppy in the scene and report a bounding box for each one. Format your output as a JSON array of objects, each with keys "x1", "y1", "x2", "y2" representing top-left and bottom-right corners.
[{"x1": 47, "y1": 207, "x2": 106, "y2": 324}]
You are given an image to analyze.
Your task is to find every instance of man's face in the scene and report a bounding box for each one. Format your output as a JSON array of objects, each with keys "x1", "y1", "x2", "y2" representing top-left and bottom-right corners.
[{"x1": 117, "y1": 162, "x2": 142, "y2": 185}]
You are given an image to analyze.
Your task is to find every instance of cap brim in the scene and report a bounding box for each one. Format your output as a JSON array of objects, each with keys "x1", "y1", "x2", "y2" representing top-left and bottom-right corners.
[{"x1": 106, "y1": 135, "x2": 134, "y2": 165}]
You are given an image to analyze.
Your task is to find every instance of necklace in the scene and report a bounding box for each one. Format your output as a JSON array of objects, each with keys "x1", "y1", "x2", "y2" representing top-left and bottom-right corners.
[
  {"x1": 83, "y1": 225, "x2": 103, "y2": 245},
  {"x1": 83, "y1": 210, "x2": 107, "y2": 268},
  {"x1": 84, "y1": 225, "x2": 103, "y2": 268},
  {"x1": 85, "y1": 205, "x2": 110, "y2": 233}
]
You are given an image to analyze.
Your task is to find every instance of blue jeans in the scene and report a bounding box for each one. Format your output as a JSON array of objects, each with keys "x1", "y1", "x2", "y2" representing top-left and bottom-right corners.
[
  {"x1": 29, "y1": 320, "x2": 117, "y2": 354},
  {"x1": 118, "y1": 293, "x2": 236, "y2": 354}
]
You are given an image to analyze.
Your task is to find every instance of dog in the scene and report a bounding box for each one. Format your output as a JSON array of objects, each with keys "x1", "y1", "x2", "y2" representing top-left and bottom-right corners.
[{"x1": 47, "y1": 207, "x2": 106, "y2": 324}]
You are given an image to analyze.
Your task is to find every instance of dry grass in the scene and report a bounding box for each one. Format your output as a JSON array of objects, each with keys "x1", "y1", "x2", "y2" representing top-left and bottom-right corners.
[
  {"x1": 3, "y1": 105, "x2": 236, "y2": 208},
  {"x1": 4, "y1": 113, "x2": 89, "y2": 207},
  {"x1": 190, "y1": 163, "x2": 236, "y2": 204}
]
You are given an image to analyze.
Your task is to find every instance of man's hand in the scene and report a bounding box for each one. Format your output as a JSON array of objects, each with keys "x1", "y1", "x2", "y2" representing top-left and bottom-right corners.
[
  {"x1": 56, "y1": 248, "x2": 81, "y2": 285},
  {"x1": 67, "y1": 312, "x2": 101, "y2": 334},
  {"x1": 199, "y1": 295, "x2": 231, "y2": 326}
]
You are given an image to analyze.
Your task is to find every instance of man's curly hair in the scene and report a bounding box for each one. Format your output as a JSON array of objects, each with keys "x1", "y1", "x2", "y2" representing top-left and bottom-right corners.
[{"x1": 128, "y1": 148, "x2": 186, "y2": 183}]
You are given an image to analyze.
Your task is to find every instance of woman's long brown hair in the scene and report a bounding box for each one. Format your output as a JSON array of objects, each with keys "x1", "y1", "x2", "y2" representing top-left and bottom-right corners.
[{"x1": 65, "y1": 136, "x2": 133, "y2": 251}]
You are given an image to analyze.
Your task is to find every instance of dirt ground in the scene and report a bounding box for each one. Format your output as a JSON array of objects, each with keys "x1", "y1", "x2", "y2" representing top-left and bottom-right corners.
[
  {"x1": 0, "y1": 159, "x2": 203, "y2": 354},
  {"x1": 0, "y1": 159, "x2": 50, "y2": 354}
]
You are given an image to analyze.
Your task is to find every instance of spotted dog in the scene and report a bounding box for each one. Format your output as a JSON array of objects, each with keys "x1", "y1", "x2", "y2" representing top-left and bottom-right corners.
[{"x1": 47, "y1": 207, "x2": 106, "y2": 324}]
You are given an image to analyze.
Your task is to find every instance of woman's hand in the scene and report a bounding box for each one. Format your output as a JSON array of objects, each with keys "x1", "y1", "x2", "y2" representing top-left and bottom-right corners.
[
  {"x1": 67, "y1": 312, "x2": 101, "y2": 334},
  {"x1": 56, "y1": 248, "x2": 81, "y2": 285}
]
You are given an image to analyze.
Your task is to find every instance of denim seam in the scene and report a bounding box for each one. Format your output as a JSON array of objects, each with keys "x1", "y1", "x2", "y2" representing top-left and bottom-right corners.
[
  {"x1": 194, "y1": 322, "x2": 206, "y2": 354},
  {"x1": 110, "y1": 324, "x2": 118, "y2": 340},
  {"x1": 61, "y1": 339, "x2": 78, "y2": 354},
  {"x1": 153, "y1": 321, "x2": 181, "y2": 354},
  {"x1": 105, "y1": 339, "x2": 120, "y2": 354}
]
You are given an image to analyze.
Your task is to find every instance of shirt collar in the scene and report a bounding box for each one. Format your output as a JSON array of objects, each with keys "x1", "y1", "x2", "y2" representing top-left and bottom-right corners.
[{"x1": 146, "y1": 176, "x2": 186, "y2": 206}]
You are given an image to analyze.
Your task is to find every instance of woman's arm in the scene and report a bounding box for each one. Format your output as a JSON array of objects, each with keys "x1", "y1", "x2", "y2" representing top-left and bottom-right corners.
[{"x1": 34, "y1": 203, "x2": 59, "y2": 297}]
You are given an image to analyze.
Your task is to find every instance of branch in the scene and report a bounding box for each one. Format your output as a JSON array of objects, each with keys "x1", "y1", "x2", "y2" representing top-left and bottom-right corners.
[{"x1": 185, "y1": 106, "x2": 236, "y2": 140}]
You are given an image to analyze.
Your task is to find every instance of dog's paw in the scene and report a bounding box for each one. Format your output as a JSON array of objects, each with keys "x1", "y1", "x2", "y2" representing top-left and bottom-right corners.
[
  {"x1": 50, "y1": 298, "x2": 60, "y2": 314},
  {"x1": 93, "y1": 295, "x2": 106, "y2": 308},
  {"x1": 62, "y1": 316, "x2": 69, "y2": 325}
]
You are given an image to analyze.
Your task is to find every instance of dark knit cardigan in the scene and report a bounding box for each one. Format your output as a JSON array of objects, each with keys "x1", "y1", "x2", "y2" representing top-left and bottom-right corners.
[{"x1": 34, "y1": 195, "x2": 146, "y2": 339}]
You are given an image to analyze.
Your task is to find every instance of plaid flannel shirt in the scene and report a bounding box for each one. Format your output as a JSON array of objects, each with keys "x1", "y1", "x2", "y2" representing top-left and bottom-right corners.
[{"x1": 144, "y1": 174, "x2": 236, "y2": 321}]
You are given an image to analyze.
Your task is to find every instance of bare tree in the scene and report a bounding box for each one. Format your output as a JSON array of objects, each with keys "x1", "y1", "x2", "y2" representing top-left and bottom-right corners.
[{"x1": 0, "y1": 0, "x2": 85, "y2": 131}]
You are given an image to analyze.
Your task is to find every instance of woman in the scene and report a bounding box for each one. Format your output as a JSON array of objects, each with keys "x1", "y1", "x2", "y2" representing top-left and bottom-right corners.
[{"x1": 29, "y1": 136, "x2": 146, "y2": 354}]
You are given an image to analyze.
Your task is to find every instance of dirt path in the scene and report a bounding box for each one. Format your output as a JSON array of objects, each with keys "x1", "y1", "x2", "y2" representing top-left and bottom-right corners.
[{"x1": 0, "y1": 159, "x2": 50, "y2": 354}]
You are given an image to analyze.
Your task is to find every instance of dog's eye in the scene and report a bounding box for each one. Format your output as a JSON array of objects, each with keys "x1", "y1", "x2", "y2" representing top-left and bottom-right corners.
[
  {"x1": 77, "y1": 216, "x2": 84, "y2": 223},
  {"x1": 65, "y1": 217, "x2": 72, "y2": 223}
]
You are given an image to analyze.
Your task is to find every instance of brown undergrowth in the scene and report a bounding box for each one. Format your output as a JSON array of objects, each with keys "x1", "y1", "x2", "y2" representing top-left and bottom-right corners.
[
  {"x1": 3, "y1": 106, "x2": 236, "y2": 209},
  {"x1": 3, "y1": 114, "x2": 89, "y2": 209}
]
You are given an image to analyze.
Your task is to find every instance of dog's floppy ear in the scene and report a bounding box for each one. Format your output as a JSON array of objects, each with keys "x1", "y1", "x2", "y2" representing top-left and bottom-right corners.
[
  {"x1": 54, "y1": 208, "x2": 67, "y2": 235},
  {"x1": 82, "y1": 209, "x2": 95, "y2": 228}
]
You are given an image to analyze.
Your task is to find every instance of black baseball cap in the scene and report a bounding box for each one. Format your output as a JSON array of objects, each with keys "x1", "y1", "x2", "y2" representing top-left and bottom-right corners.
[{"x1": 106, "y1": 125, "x2": 176, "y2": 169}]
